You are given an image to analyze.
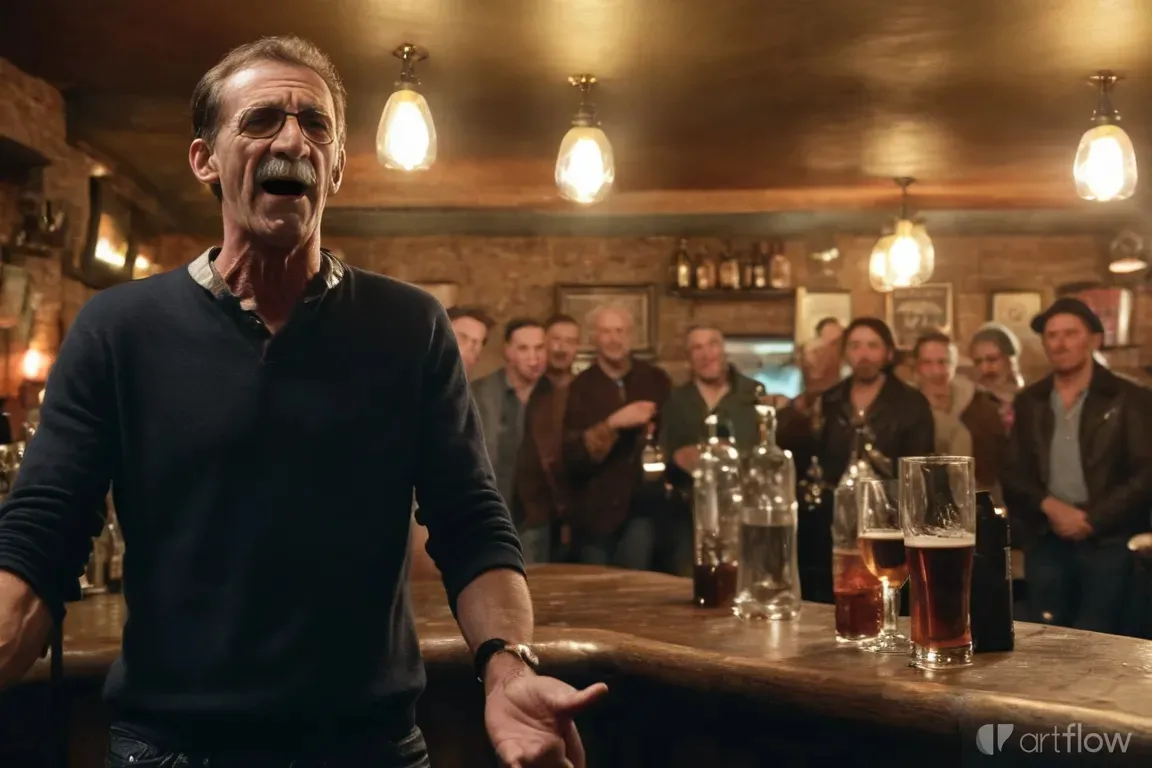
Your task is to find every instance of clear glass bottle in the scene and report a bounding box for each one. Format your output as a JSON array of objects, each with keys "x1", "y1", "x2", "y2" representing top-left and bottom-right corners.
[
  {"x1": 831, "y1": 422, "x2": 883, "y2": 643},
  {"x1": 769, "y1": 240, "x2": 793, "y2": 289},
  {"x1": 752, "y1": 241, "x2": 771, "y2": 288},
  {"x1": 105, "y1": 507, "x2": 125, "y2": 595},
  {"x1": 718, "y1": 241, "x2": 741, "y2": 290},
  {"x1": 734, "y1": 403, "x2": 801, "y2": 620},
  {"x1": 694, "y1": 247, "x2": 717, "y2": 291},
  {"x1": 691, "y1": 414, "x2": 742, "y2": 607}
]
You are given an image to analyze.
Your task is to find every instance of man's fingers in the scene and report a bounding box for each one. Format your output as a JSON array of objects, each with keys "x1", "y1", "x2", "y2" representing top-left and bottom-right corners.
[
  {"x1": 549, "y1": 682, "x2": 609, "y2": 715},
  {"x1": 561, "y1": 719, "x2": 587, "y2": 768}
]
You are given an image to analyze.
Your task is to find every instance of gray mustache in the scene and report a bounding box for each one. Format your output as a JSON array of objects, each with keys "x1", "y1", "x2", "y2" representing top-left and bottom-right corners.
[{"x1": 255, "y1": 157, "x2": 317, "y2": 187}]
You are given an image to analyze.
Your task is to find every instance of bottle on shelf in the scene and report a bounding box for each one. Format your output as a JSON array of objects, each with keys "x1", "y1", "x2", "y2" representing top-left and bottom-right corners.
[
  {"x1": 740, "y1": 246, "x2": 755, "y2": 289},
  {"x1": 769, "y1": 240, "x2": 793, "y2": 289},
  {"x1": 971, "y1": 491, "x2": 1014, "y2": 652},
  {"x1": 752, "y1": 241, "x2": 771, "y2": 289},
  {"x1": 718, "y1": 241, "x2": 741, "y2": 290},
  {"x1": 669, "y1": 238, "x2": 694, "y2": 291},
  {"x1": 734, "y1": 396, "x2": 801, "y2": 621},
  {"x1": 831, "y1": 420, "x2": 883, "y2": 643},
  {"x1": 694, "y1": 247, "x2": 717, "y2": 291},
  {"x1": 105, "y1": 507, "x2": 125, "y2": 595},
  {"x1": 691, "y1": 414, "x2": 742, "y2": 608}
]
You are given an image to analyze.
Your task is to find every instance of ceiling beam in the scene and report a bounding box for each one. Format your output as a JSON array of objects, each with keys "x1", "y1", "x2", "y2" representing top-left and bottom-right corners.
[{"x1": 182, "y1": 206, "x2": 1145, "y2": 239}]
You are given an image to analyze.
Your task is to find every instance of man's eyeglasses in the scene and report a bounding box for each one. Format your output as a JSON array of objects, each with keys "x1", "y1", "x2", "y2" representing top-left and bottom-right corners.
[{"x1": 237, "y1": 107, "x2": 336, "y2": 145}]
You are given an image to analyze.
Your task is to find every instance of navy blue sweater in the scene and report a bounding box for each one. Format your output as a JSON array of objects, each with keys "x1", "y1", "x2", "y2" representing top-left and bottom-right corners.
[{"x1": 0, "y1": 258, "x2": 523, "y2": 748}]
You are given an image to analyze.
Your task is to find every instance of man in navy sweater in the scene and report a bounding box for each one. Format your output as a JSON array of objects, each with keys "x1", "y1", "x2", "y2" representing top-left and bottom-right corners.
[{"x1": 0, "y1": 36, "x2": 605, "y2": 767}]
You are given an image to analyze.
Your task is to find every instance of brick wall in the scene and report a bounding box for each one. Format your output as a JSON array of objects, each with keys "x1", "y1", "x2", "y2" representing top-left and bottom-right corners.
[
  {"x1": 157, "y1": 231, "x2": 1147, "y2": 384},
  {"x1": 0, "y1": 57, "x2": 103, "y2": 397}
]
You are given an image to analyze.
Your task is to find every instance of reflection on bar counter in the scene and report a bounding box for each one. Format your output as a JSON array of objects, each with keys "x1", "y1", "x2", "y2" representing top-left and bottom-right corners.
[
  {"x1": 691, "y1": 414, "x2": 741, "y2": 607},
  {"x1": 733, "y1": 399, "x2": 801, "y2": 620}
]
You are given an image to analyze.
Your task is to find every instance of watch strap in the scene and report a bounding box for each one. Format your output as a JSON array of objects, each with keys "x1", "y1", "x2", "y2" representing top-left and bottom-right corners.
[{"x1": 474, "y1": 638, "x2": 539, "y2": 682}]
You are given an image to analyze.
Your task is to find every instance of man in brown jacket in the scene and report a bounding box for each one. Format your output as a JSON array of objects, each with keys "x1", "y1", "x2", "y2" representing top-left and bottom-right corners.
[
  {"x1": 514, "y1": 314, "x2": 581, "y2": 563},
  {"x1": 912, "y1": 330, "x2": 1007, "y2": 493},
  {"x1": 562, "y1": 305, "x2": 672, "y2": 569}
]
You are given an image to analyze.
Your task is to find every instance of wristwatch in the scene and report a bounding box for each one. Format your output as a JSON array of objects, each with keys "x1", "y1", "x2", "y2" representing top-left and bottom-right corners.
[{"x1": 474, "y1": 638, "x2": 540, "y2": 683}]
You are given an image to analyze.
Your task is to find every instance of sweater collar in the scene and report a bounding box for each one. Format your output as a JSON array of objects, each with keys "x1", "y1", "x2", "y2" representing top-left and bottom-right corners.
[{"x1": 187, "y1": 247, "x2": 345, "y2": 306}]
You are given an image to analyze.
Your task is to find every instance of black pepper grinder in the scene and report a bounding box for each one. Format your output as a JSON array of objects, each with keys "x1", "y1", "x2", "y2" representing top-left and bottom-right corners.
[{"x1": 971, "y1": 490, "x2": 1014, "y2": 652}]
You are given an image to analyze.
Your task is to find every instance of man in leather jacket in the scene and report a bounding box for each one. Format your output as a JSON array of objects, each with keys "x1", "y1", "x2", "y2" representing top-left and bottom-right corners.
[
  {"x1": 1001, "y1": 298, "x2": 1152, "y2": 636},
  {"x1": 796, "y1": 317, "x2": 935, "y2": 602}
]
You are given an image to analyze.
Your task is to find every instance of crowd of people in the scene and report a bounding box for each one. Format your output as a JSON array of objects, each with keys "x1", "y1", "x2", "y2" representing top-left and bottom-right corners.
[{"x1": 426, "y1": 296, "x2": 1152, "y2": 640}]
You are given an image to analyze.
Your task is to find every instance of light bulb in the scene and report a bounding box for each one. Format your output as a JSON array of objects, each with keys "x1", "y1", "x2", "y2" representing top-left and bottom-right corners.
[
  {"x1": 1074, "y1": 124, "x2": 1137, "y2": 202},
  {"x1": 555, "y1": 126, "x2": 615, "y2": 204},
  {"x1": 869, "y1": 219, "x2": 934, "y2": 292},
  {"x1": 376, "y1": 87, "x2": 437, "y2": 171}
]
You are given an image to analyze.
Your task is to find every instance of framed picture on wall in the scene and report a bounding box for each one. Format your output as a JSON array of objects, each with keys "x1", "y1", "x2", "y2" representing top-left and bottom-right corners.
[
  {"x1": 794, "y1": 288, "x2": 852, "y2": 345},
  {"x1": 555, "y1": 283, "x2": 658, "y2": 355},
  {"x1": 990, "y1": 289, "x2": 1043, "y2": 352},
  {"x1": 1056, "y1": 282, "x2": 1133, "y2": 348},
  {"x1": 885, "y1": 283, "x2": 953, "y2": 348}
]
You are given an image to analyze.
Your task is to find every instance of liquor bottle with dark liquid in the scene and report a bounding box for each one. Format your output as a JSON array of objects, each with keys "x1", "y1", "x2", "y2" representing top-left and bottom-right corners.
[
  {"x1": 971, "y1": 491, "x2": 1014, "y2": 652},
  {"x1": 669, "y1": 238, "x2": 694, "y2": 291},
  {"x1": 751, "y1": 241, "x2": 770, "y2": 289},
  {"x1": 734, "y1": 395, "x2": 801, "y2": 620},
  {"x1": 691, "y1": 414, "x2": 741, "y2": 607},
  {"x1": 694, "y1": 247, "x2": 717, "y2": 291},
  {"x1": 831, "y1": 423, "x2": 883, "y2": 643}
]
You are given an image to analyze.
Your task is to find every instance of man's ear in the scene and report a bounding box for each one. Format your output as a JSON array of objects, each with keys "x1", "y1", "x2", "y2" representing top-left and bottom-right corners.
[
  {"x1": 331, "y1": 145, "x2": 346, "y2": 194},
  {"x1": 189, "y1": 139, "x2": 219, "y2": 187}
]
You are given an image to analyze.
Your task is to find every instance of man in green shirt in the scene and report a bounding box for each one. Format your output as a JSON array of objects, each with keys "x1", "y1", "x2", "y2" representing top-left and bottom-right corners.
[{"x1": 658, "y1": 325, "x2": 761, "y2": 574}]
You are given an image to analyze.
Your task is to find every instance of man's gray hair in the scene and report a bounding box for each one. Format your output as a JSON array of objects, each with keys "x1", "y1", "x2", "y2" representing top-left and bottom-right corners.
[{"x1": 587, "y1": 303, "x2": 634, "y2": 327}]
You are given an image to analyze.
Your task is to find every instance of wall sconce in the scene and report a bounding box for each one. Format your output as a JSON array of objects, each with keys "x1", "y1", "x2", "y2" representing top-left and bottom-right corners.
[
  {"x1": 376, "y1": 43, "x2": 438, "y2": 172},
  {"x1": 868, "y1": 177, "x2": 935, "y2": 292},
  {"x1": 555, "y1": 74, "x2": 615, "y2": 204},
  {"x1": 1074, "y1": 71, "x2": 1137, "y2": 202}
]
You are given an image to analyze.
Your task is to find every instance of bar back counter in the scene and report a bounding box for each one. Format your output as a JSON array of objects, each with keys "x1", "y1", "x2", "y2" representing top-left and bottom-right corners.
[{"x1": 3, "y1": 565, "x2": 1151, "y2": 766}]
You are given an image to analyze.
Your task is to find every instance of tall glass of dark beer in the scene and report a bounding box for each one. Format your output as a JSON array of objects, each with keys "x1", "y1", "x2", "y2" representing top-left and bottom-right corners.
[
  {"x1": 900, "y1": 456, "x2": 976, "y2": 670},
  {"x1": 858, "y1": 479, "x2": 911, "y2": 654}
]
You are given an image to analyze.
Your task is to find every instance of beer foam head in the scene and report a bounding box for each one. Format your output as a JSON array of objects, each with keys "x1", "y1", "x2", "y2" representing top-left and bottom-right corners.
[
  {"x1": 859, "y1": 530, "x2": 904, "y2": 540},
  {"x1": 904, "y1": 533, "x2": 976, "y2": 548}
]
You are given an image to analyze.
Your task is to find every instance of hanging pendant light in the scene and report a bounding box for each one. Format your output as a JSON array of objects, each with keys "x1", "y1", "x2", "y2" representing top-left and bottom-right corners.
[
  {"x1": 376, "y1": 43, "x2": 437, "y2": 172},
  {"x1": 868, "y1": 177, "x2": 935, "y2": 293},
  {"x1": 555, "y1": 74, "x2": 615, "y2": 204},
  {"x1": 1073, "y1": 70, "x2": 1137, "y2": 202}
]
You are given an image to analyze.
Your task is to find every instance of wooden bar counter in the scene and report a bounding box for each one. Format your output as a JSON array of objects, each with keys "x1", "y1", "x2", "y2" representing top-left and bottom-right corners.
[{"x1": 4, "y1": 564, "x2": 1152, "y2": 766}]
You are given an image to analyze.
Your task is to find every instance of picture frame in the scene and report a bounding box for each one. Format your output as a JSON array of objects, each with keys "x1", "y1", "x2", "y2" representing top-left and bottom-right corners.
[
  {"x1": 1056, "y1": 282, "x2": 1133, "y2": 348},
  {"x1": 885, "y1": 283, "x2": 954, "y2": 348},
  {"x1": 555, "y1": 283, "x2": 658, "y2": 355},
  {"x1": 724, "y1": 335, "x2": 803, "y2": 398},
  {"x1": 794, "y1": 288, "x2": 852, "y2": 345},
  {"x1": 989, "y1": 289, "x2": 1043, "y2": 352}
]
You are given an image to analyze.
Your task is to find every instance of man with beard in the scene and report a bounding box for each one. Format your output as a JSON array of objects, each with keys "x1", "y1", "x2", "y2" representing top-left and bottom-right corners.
[
  {"x1": 514, "y1": 314, "x2": 581, "y2": 563},
  {"x1": 912, "y1": 330, "x2": 1007, "y2": 494},
  {"x1": 969, "y1": 322, "x2": 1025, "y2": 433},
  {"x1": 472, "y1": 319, "x2": 546, "y2": 512},
  {"x1": 803, "y1": 318, "x2": 935, "y2": 601},
  {"x1": 1001, "y1": 298, "x2": 1152, "y2": 636},
  {"x1": 659, "y1": 325, "x2": 761, "y2": 575},
  {"x1": 563, "y1": 306, "x2": 671, "y2": 569},
  {"x1": 0, "y1": 37, "x2": 604, "y2": 767}
]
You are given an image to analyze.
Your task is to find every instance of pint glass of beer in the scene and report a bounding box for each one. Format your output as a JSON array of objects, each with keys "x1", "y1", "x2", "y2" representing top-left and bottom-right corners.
[{"x1": 900, "y1": 456, "x2": 976, "y2": 670}]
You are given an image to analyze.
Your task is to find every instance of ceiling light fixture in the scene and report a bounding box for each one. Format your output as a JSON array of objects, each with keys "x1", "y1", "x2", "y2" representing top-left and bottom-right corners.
[
  {"x1": 555, "y1": 74, "x2": 615, "y2": 204},
  {"x1": 868, "y1": 177, "x2": 935, "y2": 293},
  {"x1": 376, "y1": 43, "x2": 437, "y2": 172},
  {"x1": 1073, "y1": 70, "x2": 1137, "y2": 202}
]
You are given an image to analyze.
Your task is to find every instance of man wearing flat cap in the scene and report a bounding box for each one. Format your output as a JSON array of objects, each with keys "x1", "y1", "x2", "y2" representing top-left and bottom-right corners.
[{"x1": 1001, "y1": 297, "x2": 1152, "y2": 636}]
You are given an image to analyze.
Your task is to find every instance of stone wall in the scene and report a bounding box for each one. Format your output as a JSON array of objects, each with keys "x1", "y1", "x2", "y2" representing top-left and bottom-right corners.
[{"x1": 157, "y1": 231, "x2": 1149, "y2": 384}]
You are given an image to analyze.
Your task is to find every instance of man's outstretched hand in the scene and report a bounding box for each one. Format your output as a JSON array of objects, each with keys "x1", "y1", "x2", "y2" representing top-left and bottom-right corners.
[{"x1": 485, "y1": 671, "x2": 609, "y2": 768}]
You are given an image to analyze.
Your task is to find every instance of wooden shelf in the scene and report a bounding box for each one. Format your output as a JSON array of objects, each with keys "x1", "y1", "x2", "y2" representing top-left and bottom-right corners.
[{"x1": 668, "y1": 287, "x2": 796, "y2": 301}]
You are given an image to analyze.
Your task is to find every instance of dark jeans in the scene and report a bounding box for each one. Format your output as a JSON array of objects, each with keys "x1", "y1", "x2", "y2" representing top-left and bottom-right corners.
[
  {"x1": 574, "y1": 516, "x2": 656, "y2": 570},
  {"x1": 1024, "y1": 532, "x2": 1148, "y2": 637},
  {"x1": 105, "y1": 724, "x2": 431, "y2": 768}
]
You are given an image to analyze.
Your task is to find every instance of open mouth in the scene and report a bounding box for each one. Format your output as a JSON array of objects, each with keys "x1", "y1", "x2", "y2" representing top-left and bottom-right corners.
[{"x1": 259, "y1": 178, "x2": 308, "y2": 197}]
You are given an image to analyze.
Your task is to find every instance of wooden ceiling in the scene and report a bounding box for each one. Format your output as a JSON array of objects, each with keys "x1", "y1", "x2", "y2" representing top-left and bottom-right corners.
[{"x1": 6, "y1": 0, "x2": 1152, "y2": 232}]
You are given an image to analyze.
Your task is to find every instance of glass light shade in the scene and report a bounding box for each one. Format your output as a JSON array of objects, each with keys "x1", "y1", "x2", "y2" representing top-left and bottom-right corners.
[
  {"x1": 555, "y1": 125, "x2": 615, "y2": 204},
  {"x1": 1109, "y1": 255, "x2": 1149, "y2": 274},
  {"x1": 1074, "y1": 124, "x2": 1137, "y2": 202},
  {"x1": 376, "y1": 87, "x2": 437, "y2": 171},
  {"x1": 868, "y1": 219, "x2": 934, "y2": 292}
]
